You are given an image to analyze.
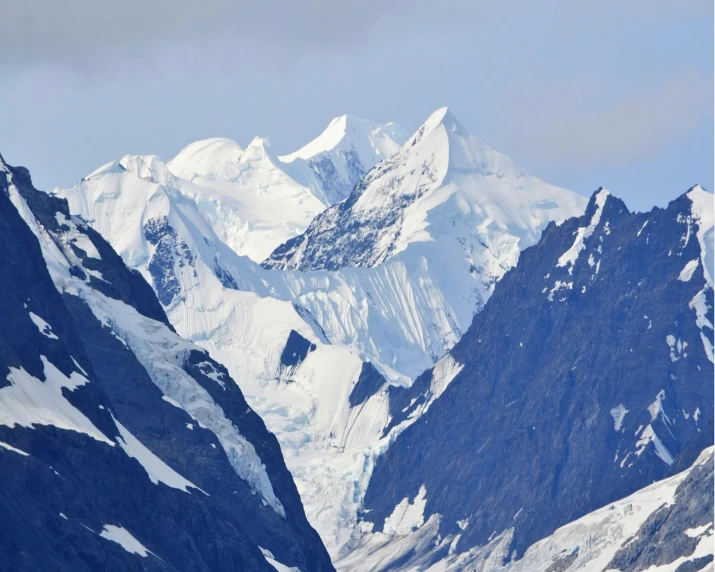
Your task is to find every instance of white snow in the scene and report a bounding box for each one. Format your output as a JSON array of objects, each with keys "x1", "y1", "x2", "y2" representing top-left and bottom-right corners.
[
  {"x1": 161, "y1": 395, "x2": 183, "y2": 409},
  {"x1": 171, "y1": 138, "x2": 327, "y2": 261},
  {"x1": 112, "y1": 414, "x2": 203, "y2": 494},
  {"x1": 635, "y1": 424, "x2": 674, "y2": 465},
  {"x1": 0, "y1": 440, "x2": 29, "y2": 456},
  {"x1": 71, "y1": 358, "x2": 88, "y2": 376},
  {"x1": 430, "y1": 355, "x2": 464, "y2": 402},
  {"x1": 259, "y1": 547, "x2": 301, "y2": 572},
  {"x1": 194, "y1": 361, "x2": 226, "y2": 388},
  {"x1": 167, "y1": 138, "x2": 244, "y2": 182},
  {"x1": 279, "y1": 115, "x2": 406, "y2": 168},
  {"x1": 85, "y1": 292, "x2": 285, "y2": 516},
  {"x1": 610, "y1": 404, "x2": 628, "y2": 431},
  {"x1": 626, "y1": 391, "x2": 676, "y2": 465},
  {"x1": 268, "y1": 107, "x2": 586, "y2": 380},
  {"x1": 648, "y1": 390, "x2": 668, "y2": 423},
  {"x1": 689, "y1": 285, "x2": 714, "y2": 364},
  {"x1": 678, "y1": 259, "x2": 700, "y2": 282},
  {"x1": 685, "y1": 523, "x2": 713, "y2": 538},
  {"x1": 643, "y1": 531, "x2": 714, "y2": 571},
  {"x1": 548, "y1": 280, "x2": 573, "y2": 302},
  {"x1": 8, "y1": 108, "x2": 713, "y2": 571},
  {"x1": 69, "y1": 231, "x2": 102, "y2": 260},
  {"x1": 99, "y1": 524, "x2": 152, "y2": 558},
  {"x1": 28, "y1": 312, "x2": 59, "y2": 340},
  {"x1": 666, "y1": 335, "x2": 687, "y2": 362},
  {"x1": 557, "y1": 188, "x2": 609, "y2": 269},
  {"x1": 687, "y1": 186, "x2": 714, "y2": 286},
  {"x1": 384, "y1": 485, "x2": 428, "y2": 535},
  {"x1": 162, "y1": 116, "x2": 406, "y2": 260},
  {"x1": 0, "y1": 357, "x2": 113, "y2": 446}
]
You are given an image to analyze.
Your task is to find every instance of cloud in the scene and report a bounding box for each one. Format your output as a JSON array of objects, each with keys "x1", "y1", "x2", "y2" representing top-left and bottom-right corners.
[
  {"x1": 495, "y1": 69, "x2": 713, "y2": 168},
  {"x1": 2, "y1": 0, "x2": 708, "y2": 70},
  {"x1": 0, "y1": 0, "x2": 391, "y2": 69}
]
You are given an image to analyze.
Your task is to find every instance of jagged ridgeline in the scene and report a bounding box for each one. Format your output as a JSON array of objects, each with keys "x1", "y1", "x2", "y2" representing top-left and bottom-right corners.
[
  {"x1": 358, "y1": 187, "x2": 714, "y2": 569},
  {"x1": 3, "y1": 102, "x2": 713, "y2": 572},
  {"x1": 0, "y1": 155, "x2": 333, "y2": 571}
]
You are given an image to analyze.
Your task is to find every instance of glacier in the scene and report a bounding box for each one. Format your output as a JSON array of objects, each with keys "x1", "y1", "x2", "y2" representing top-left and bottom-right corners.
[{"x1": 55, "y1": 107, "x2": 589, "y2": 558}]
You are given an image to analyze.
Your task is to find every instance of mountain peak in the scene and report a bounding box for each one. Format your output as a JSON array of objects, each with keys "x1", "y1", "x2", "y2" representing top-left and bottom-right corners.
[
  {"x1": 408, "y1": 106, "x2": 477, "y2": 149},
  {"x1": 264, "y1": 105, "x2": 586, "y2": 273},
  {"x1": 687, "y1": 184, "x2": 712, "y2": 200},
  {"x1": 280, "y1": 114, "x2": 407, "y2": 165},
  {"x1": 243, "y1": 136, "x2": 280, "y2": 165},
  {"x1": 281, "y1": 114, "x2": 368, "y2": 162},
  {"x1": 119, "y1": 154, "x2": 176, "y2": 187},
  {"x1": 167, "y1": 137, "x2": 243, "y2": 182},
  {"x1": 424, "y1": 105, "x2": 451, "y2": 127},
  {"x1": 246, "y1": 135, "x2": 272, "y2": 149}
]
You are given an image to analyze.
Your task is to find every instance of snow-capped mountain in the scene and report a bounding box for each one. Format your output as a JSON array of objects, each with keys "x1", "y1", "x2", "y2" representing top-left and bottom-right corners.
[
  {"x1": 55, "y1": 108, "x2": 589, "y2": 559},
  {"x1": 263, "y1": 107, "x2": 587, "y2": 378},
  {"x1": 7, "y1": 97, "x2": 713, "y2": 572},
  {"x1": 160, "y1": 116, "x2": 407, "y2": 261},
  {"x1": 0, "y1": 154, "x2": 333, "y2": 571},
  {"x1": 56, "y1": 147, "x2": 390, "y2": 554},
  {"x1": 264, "y1": 107, "x2": 585, "y2": 271},
  {"x1": 167, "y1": 137, "x2": 325, "y2": 262},
  {"x1": 353, "y1": 187, "x2": 714, "y2": 569},
  {"x1": 279, "y1": 114, "x2": 408, "y2": 205}
]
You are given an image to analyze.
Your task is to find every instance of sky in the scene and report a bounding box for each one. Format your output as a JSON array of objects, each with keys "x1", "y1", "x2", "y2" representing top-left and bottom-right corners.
[{"x1": 0, "y1": 0, "x2": 712, "y2": 212}]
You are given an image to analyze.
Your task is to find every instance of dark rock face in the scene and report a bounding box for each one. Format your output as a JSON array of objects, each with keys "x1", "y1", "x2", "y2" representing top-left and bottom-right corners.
[
  {"x1": 212, "y1": 257, "x2": 239, "y2": 290},
  {"x1": 309, "y1": 148, "x2": 364, "y2": 205},
  {"x1": 607, "y1": 451, "x2": 714, "y2": 572},
  {"x1": 362, "y1": 189, "x2": 714, "y2": 560},
  {"x1": 676, "y1": 556, "x2": 714, "y2": 572},
  {"x1": 349, "y1": 362, "x2": 387, "y2": 408},
  {"x1": 144, "y1": 216, "x2": 196, "y2": 306},
  {"x1": 278, "y1": 330, "x2": 317, "y2": 381},
  {"x1": 280, "y1": 330, "x2": 317, "y2": 369},
  {"x1": 5, "y1": 162, "x2": 171, "y2": 330},
  {"x1": 0, "y1": 156, "x2": 334, "y2": 571},
  {"x1": 262, "y1": 152, "x2": 440, "y2": 271}
]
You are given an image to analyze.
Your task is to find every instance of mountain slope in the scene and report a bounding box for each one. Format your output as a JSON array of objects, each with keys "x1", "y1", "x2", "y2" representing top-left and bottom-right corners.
[
  {"x1": 56, "y1": 149, "x2": 392, "y2": 554},
  {"x1": 337, "y1": 447, "x2": 714, "y2": 571},
  {"x1": 356, "y1": 187, "x2": 714, "y2": 568},
  {"x1": 56, "y1": 109, "x2": 590, "y2": 558},
  {"x1": 264, "y1": 107, "x2": 585, "y2": 272},
  {"x1": 279, "y1": 114, "x2": 408, "y2": 205},
  {"x1": 261, "y1": 108, "x2": 587, "y2": 379},
  {"x1": 0, "y1": 154, "x2": 333, "y2": 571},
  {"x1": 161, "y1": 116, "x2": 407, "y2": 261}
]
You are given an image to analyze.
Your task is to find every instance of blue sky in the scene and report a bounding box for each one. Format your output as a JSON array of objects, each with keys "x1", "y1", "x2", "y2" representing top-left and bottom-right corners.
[{"x1": 0, "y1": 0, "x2": 711, "y2": 211}]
